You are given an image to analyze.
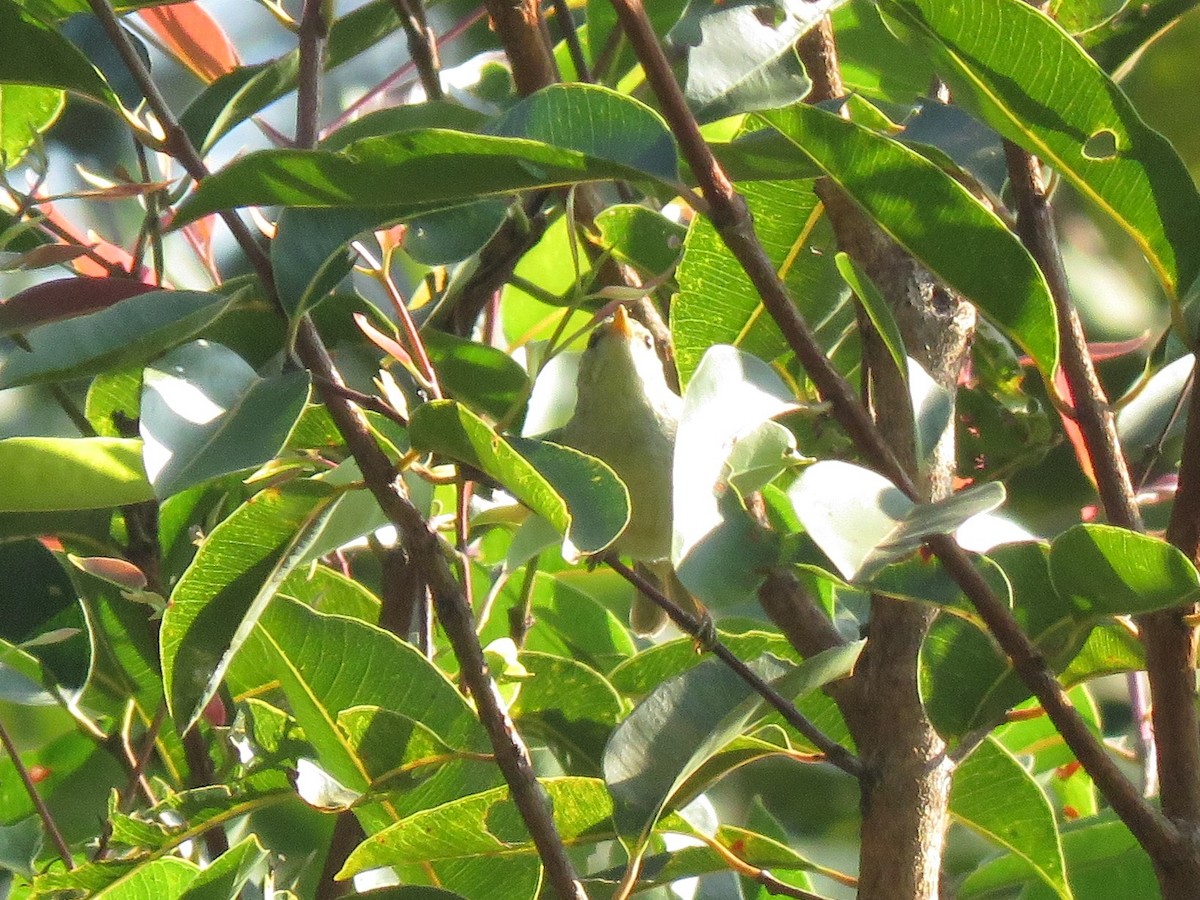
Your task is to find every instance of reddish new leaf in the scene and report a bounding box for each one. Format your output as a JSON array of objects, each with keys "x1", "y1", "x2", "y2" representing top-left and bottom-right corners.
[
  {"x1": 139, "y1": 2, "x2": 240, "y2": 83},
  {"x1": 0, "y1": 277, "x2": 156, "y2": 333}
]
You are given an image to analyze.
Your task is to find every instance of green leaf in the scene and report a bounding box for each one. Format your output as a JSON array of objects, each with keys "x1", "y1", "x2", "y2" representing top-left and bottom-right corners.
[
  {"x1": 673, "y1": 178, "x2": 845, "y2": 384},
  {"x1": 140, "y1": 341, "x2": 310, "y2": 499},
  {"x1": 673, "y1": 345, "x2": 794, "y2": 603},
  {"x1": 410, "y1": 399, "x2": 628, "y2": 557},
  {"x1": 174, "y1": 84, "x2": 679, "y2": 227},
  {"x1": 669, "y1": 0, "x2": 847, "y2": 122},
  {"x1": 225, "y1": 598, "x2": 494, "y2": 822},
  {"x1": 161, "y1": 480, "x2": 341, "y2": 731},
  {"x1": 0, "y1": 289, "x2": 235, "y2": 390},
  {"x1": 756, "y1": 102, "x2": 1059, "y2": 376},
  {"x1": 789, "y1": 460, "x2": 1005, "y2": 581},
  {"x1": 0, "y1": 1, "x2": 119, "y2": 108},
  {"x1": 951, "y1": 738, "x2": 1071, "y2": 900},
  {"x1": 1, "y1": 83, "x2": 63, "y2": 168},
  {"x1": 92, "y1": 857, "x2": 199, "y2": 898},
  {"x1": 835, "y1": 251, "x2": 906, "y2": 379},
  {"x1": 878, "y1": 0, "x2": 1200, "y2": 298},
  {"x1": 0, "y1": 437, "x2": 152, "y2": 511},
  {"x1": 921, "y1": 542, "x2": 1093, "y2": 739},
  {"x1": 338, "y1": 776, "x2": 615, "y2": 880},
  {"x1": 604, "y1": 644, "x2": 862, "y2": 847},
  {"x1": 177, "y1": 835, "x2": 268, "y2": 900},
  {"x1": 961, "y1": 813, "x2": 1156, "y2": 899},
  {"x1": 509, "y1": 651, "x2": 623, "y2": 774},
  {"x1": 423, "y1": 330, "x2": 529, "y2": 423},
  {"x1": 1049, "y1": 523, "x2": 1200, "y2": 616},
  {"x1": 593, "y1": 204, "x2": 687, "y2": 278},
  {"x1": 1081, "y1": 0, "x2": 1197, "y2": 73}
]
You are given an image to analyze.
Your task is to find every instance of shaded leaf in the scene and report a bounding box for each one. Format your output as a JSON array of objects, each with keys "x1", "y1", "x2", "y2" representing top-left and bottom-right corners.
[
  {"x1": 757, "y1": 102, "x2": 1058, "y2": 375},
  {"x1": 140, "y1": 340, "x2": 311, "y2": 498},
  {"x1": 879, "y1": 0, "x2": 1200, "y2": 298},
  {"x1": 410, "y1": 399, "x2": 628, "y2": 557},
  {"x1": 161, "y1": 480, "x2": 341, "y2": 731},
  {"x1": 952, "y1": 738, "x2": 1071, "y2": 900},
  {"x1": 1049, "y1": 523, "x2": 1200, "y2": 617},
  {"x1": 0, "y1": 289, "x2": 234, "y2": 390}
]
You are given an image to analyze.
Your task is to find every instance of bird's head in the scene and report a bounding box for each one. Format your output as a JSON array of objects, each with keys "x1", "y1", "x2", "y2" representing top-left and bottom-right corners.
[{"x1": 575, "y1": 305, "x2": 674, "y2": 407}]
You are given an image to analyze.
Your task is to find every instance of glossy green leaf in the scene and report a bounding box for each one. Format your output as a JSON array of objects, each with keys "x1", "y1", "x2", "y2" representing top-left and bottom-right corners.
[
  {"x1": 178, "y1": 835, "x2": 268, "y2": 900},
  {"x1": 225, "y1": 597, "x2": 494, "y2": 821},
  {"x1": 140, "y1": 341, "x2": 310, "y2": 499},
  {"x1": 423, "y1": 330, "x2": 529, "y2": 423},
  {"x1": 0, "y1": 289, "x2": 234, "y2": 390},
  {"x1": 951, "y1": 738, "x2": 1070, "y2": 900},
  {"x1": 604, "y1": 643, "x2": 862, "y2": 846},
  {"x1": 879, "y1": 0, "x2": 1200, "y2": 298},
  {"x1": 339, "y1": 776, "x2": 613, "y2": 883},
  {"x1": 961, "y1": 814, "x2": 1156, "y2": 899},
  {"x1": 836, "y1": 251, "x2": 906, "y2": 378},
  {"x1": 162, "y1": 479, "x2": 341, "y2": 731},
  {"x1": 175, "y1": 84, "x2": 679, "y2": 227},
  {"x1": 1049, "y1": 523, "x2": 1200, "y2": 616},
  {"x1": 757, "y1": 102, "x2": 1058, "y2": 375},
  {"x1": 789, "y1": 460, "x2": 1005, "y2": 581},
  {"x1": 921, "y1": 542, "x2": 1093, "y2": 739},
  {"x1": 0, "y1": 83, "x2": 63, "y2": 168},
  {"x1": 0, "y1": 1, "x2": 119, "y2": 108},
  {"x1": 669, "y1": 0, "x2": 846, "y2": 122},
  {"x1": 593, "y1": 204, "x2": 687, "y2": 278},
  {"x1": 410, "y1": 399, "x2": 628, "y2": 557},
  {"x1": 0, "y1": 437, "x2": 152, "y2": 511},
  {"x1": 673, "y1": 178, "x2": 845, "y2": 384},
  {"x1": 266, "y1": 84, "x2": 678, "y2": 320}
]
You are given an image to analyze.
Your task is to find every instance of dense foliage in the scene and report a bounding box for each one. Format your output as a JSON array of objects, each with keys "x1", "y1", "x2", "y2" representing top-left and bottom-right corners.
[{"x1": 2, "y1": 0, "x2": 1200, "y2": 898}]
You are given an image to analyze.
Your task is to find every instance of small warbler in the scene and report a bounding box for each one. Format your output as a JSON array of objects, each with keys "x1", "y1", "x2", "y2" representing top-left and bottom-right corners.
[{"x1": 559, "y1": 305, "x2": 699, "y2": 635}]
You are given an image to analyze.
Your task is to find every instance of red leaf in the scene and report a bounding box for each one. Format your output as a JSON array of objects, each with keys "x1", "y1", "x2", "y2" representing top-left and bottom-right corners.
[
  {"x1": 355, "y1": 312, "x2": 414, "y2": 367},
  {"x1": 0, "y1": 277, "x2": 156, "y2": 332},
  {"x1": 139, "y1": 2, "x2": 239, "y2": 83},
  {"x1": 69, "y1": 555, "x2": 148, "y2": 591}
]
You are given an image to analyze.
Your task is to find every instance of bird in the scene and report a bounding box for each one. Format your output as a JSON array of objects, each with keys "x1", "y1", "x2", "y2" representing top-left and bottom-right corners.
[{"x1": 558, "y1": 305, "x2": 699, "y2": 635}]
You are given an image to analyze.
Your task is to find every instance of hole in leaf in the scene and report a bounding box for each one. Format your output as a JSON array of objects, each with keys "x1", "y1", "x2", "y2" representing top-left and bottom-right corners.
[
  {"x1": 753, "y1": 4, "x2": 785, "y2": 28},
  {"x1": 1083, "y1": 128, "x2": 1118, "y2": 161}
]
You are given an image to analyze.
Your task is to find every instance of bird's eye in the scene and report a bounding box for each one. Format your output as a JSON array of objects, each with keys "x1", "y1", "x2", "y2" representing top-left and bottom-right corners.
[{"x1": 641, "y1": 334, "x2": 654, "y2": 349}]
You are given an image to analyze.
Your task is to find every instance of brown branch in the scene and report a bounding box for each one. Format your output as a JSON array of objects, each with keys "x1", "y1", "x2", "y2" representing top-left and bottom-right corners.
[
  {"x1": 483, "y1": 0, "x2": 558, "y2": 96},
  {"x1": 606, "y1": 0, "x2": 1183, "y2": 867},
  {"x1": 605, "y1": 556, "x2": 863, "y2": 778},
  {"x1": 315, "y1": 812, "x2": 365, "y2": 900},
  {"x1": 0, "y1": 716, "x2": 73, "y2": 870},
  {"x1": 389, "y1": 0, "x2": 443, "y2": 101},
  {"x1": 1005, "y1": 141, "x2": 1200, "y2": 872},
  {"x1": 86, "y1": 2, "x2": 587, "y2": 894},
  {"x1": 550, "y1": 0, "x2": 592, "y2": 82},
  {"x1": 296, "y1": 0, "x2": 330, "y2": 149}
]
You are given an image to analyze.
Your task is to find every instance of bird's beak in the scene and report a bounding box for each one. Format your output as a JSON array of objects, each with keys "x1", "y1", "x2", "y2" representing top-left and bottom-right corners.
[{"x1": 611, "y1": 304, "x2": 632, "y2": 338}]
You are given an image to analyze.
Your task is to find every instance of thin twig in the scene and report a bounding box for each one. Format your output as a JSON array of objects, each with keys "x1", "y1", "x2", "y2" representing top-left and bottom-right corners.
[
  {"x1": 549, "y1": 0, "x2": 592, "y2": 82},
  {"x1": 1006, "y1": 139, "x2": 1200, "y2": 844},
  {"x1": 296, "y1": 0, "x2": 329, "y2": 149},
  {"x1": 310, "y1": 375, "x2": 409, "y2": 429},
  {"x1": 85, "y1": 3, "x2": 587, "y2": 893},
  {"x1": 606, "y1": 0, "x2": 1181, "y2": 865},
  {"x1": 0, "y1": 716, "x2": 73, "y2": 870},
  {"x1": 605, "y1": 556, "x2": 862, "y2": 779},
  {"x1": 95, "y1": 702, "x2": 168, "y2": 861},
  {"x1": 389, "y1": 0, "x2": 443, "y2": 100}
]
